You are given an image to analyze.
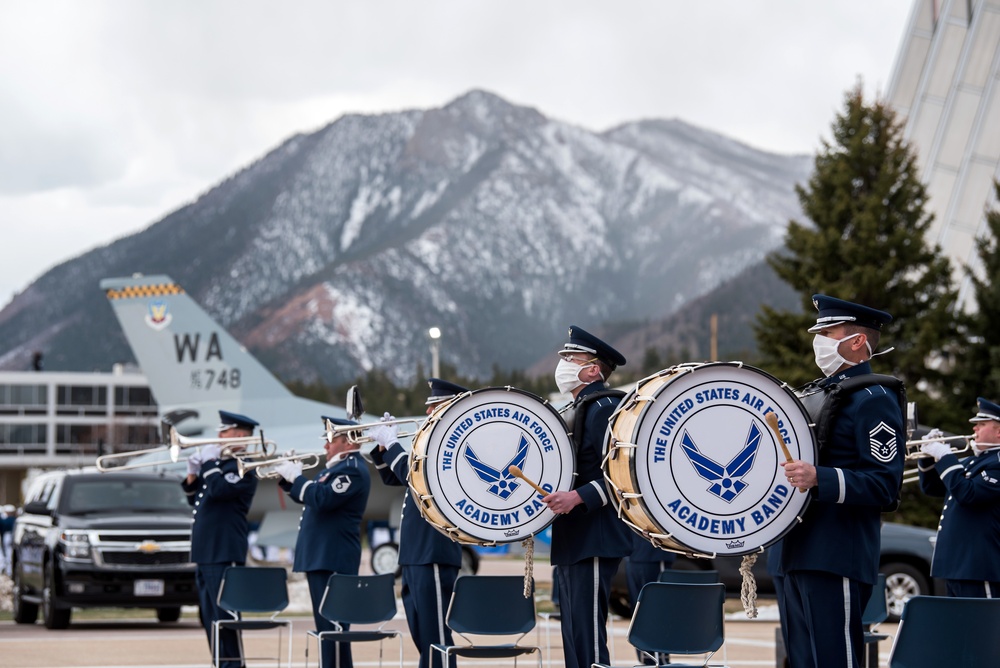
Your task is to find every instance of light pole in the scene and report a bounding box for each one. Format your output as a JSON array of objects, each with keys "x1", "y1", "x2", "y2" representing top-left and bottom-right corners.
[{"x1": 428, "y1": 327, "x2": 441, "y2": 378}]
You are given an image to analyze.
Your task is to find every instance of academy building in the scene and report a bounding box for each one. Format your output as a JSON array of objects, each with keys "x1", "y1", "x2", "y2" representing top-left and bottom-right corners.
[
  {"x1": 0, "y1": 366, "x2": 160, "y2": 503},
  {"x1": 888, "y1": 0, "x2": 1000, "y2": 307}
]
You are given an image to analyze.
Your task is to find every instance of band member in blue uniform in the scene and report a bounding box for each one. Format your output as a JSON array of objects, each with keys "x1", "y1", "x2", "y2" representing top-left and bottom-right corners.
[
  {"x1": 370, "y1": 378, "x2": 467, "y2": 668},
  {"x1": 917, "y1": 397, "x2": 1000, "y2": 597},
  {"x1": 626, "y1": 533, "x2": 675, "y2": 665},
  {"x1": 542, "y1": 326, "x2": 631, "y2": 668},
  {"x1": 274, "y1": 416, "x2": 371, "y2": 668},
  {"x1": 780, "y1": 296, "x2": 904, "y2": 668},
  {"x1": 182, "y1": 410, "x2": 260, "y2": 668}
]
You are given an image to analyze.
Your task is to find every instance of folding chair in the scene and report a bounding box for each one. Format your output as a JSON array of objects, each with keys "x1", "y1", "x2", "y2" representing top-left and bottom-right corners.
[
  {"x1": 593, "y1": 582, "x2": 727, "y2": 668},
  {"x1": 862, "y1": 574, "x2": 890, "y2": 668},
  {"x1": 888, "y1": 595, "x2": 1000, "y2": 667},
  {"x1": 657, "y1": 569, "x2": 719, "y2": 584},
  {"x1": 214, "y1": 566, "x2": 293, "y2": 668},
  {"x1": 305, "y1": 573, "x2": 403, "y2": 668},
  {"x1": 431, "y1": 575, "x2": 541, "y2": 667}
]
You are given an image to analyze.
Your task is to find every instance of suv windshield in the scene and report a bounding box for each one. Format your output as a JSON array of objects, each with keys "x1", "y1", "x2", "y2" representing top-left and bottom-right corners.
[{"x1": 59, "y1": 477, "x2": 188, "y2": 515}]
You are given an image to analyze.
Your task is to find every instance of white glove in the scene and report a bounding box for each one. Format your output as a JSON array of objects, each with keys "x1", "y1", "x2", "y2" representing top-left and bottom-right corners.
[
  {"x1": 200, "y1": 443, "x2": 222, "y2": 462},
  {"x1": 273, "y1": 460, "x2": 303, "y2": 483},
  {"x1": 185, "y1": 453, "x2": 203, "y2": 476},
  {"x1": 924, "y1": 428, "x2": 945, "y2": 440},
  {"x1": 920, "y1": 439, "x2": 952, "y2": 461},
  {"x1": 369, "y1": 412, "x2": 399, "y2": 448}
]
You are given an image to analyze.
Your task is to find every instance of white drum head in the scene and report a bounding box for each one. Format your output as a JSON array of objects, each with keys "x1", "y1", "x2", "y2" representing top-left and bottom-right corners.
[
  {"x1": 421, "y1": 387, "x2": 574, "y2": 543},
  {"x1": 628, "y1": 363, "x2": 814, "y2": 556}
]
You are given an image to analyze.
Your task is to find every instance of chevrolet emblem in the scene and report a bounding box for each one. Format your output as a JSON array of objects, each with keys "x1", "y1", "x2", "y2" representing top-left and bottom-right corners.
[{"x1": 137, "y1": 540, "x2": 162, "y2": 554}]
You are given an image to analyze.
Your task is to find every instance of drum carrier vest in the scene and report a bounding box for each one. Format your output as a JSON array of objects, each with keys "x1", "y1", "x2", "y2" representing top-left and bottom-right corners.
[
  {"x1": 566, "y1": 389, "x2": 626, "y2": 449},
  {"x1": 798, "y1": 374, "x2": 906, "y2": 511},
  {"x1": 797, "y1": 374, "x2": 907, "y2": 450}
]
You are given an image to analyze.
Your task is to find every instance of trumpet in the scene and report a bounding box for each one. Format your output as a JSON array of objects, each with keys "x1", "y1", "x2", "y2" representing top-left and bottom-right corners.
[
  {"x1": 326, "y1": 417, "x2": 424, "y2": 445},
  {"x1": 237, "y1": 452, "x2": 323, "y2": 479},
  {"x1": 903, "y1": 434, "x2": 976, "y2": 485},
  {"x1": 95, "y1": 428, "x2": 277, "y2": 472},
  {"x1": 904, "y1": 433, "x2": 974, "y2": 460}
]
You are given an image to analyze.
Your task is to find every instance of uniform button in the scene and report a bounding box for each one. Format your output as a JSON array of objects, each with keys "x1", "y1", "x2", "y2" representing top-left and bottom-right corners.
[{"x1": 942, "y1": 505, "x2": 948, "y2": 510}]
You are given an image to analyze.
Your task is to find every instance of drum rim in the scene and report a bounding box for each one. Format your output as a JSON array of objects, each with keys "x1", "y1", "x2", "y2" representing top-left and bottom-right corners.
[
  {"x1": 607, "y1": 362, "x2": 816, "y2": 557},
  {"x1": 409, "y1": 385, "x2": 575, "y2": 545}
]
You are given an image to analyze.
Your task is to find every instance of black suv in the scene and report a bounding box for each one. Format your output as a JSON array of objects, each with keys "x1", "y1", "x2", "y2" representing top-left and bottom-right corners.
[{"x1": 11, "y1": 469, "x2": 198, "y2": 629}]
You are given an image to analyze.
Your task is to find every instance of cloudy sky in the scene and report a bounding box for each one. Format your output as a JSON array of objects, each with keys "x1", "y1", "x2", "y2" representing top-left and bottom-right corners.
[{"x1": 0, "y1": 1, "x2": 914, "y2": 305}]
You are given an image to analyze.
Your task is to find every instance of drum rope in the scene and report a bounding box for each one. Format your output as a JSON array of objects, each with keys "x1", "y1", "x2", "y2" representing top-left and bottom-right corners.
[
  {"x1": 739, "y1": 554, "x2": 759, "y2": 619},
  {"x1": 522, "y1": 535, "x2": 534, "y2": 598}
]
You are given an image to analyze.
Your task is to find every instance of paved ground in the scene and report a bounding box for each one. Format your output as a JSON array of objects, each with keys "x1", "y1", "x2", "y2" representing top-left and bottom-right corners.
[{"x1": 0, "y1": 555, "x2": 899, "y2": 667}]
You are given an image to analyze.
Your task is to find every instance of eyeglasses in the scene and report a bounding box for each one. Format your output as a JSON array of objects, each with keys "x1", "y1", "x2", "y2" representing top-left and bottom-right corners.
[{"x1": 559, "y1": 353, "x2": 598, "y2": 366}]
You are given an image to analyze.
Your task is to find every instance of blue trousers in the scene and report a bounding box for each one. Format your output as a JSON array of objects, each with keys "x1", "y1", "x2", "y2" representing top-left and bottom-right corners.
[
  {"x1": 784, "y1": 570, "x2": 871, "y2": 668},
  {"x1": 556, "y1": 557, "x2": 620, "y2": 668},
  {"x1": 196, "y1": 562, "x2": 244, "y2": 668},
  {"x1": 401, "y1": 564, "x2": 458, "y2": 668},
  {"x1": 946, "y1": 579, "x2": 1000, "y2": 598}
]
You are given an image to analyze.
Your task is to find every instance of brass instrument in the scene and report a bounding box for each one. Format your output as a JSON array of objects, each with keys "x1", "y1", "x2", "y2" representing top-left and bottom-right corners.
[
  {"x1": 237, "y1": 451, "x2": 323, "y2": 479},
  {"x1": 901, "y1": 433, "x2": 978, "y2": 484},
  {"x1": 95, "y1": 428, "x2": 277, "y2": 472},
  {"x1": 904, "y1": 433, "x2": 974, "y2": 460},
  {"x1": 325, "y1": 417, "x2": 424, "y2": 445}
]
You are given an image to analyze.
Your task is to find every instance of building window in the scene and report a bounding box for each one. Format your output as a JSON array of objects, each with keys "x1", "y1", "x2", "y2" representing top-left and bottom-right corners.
[
  {"x1": 0, "y1": 423, "x2": 47, "y2": 454},
  {"x1": 57, "y1": 385, "x2": 108, "y2": 416},
  {"x1": 0, "y1": 384, "x2": 48, "y2": 415}
]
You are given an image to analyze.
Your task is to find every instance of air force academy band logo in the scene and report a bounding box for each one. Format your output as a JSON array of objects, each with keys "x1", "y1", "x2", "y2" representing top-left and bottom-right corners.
[
  {"x1": 634, "y1": 367, "x2": 814, "y2": 555},
  {"x1": 426, "y1": 391, "x2": 574, "y2": 543}
]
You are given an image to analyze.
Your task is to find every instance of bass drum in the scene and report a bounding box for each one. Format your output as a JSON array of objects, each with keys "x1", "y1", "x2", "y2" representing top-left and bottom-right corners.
[
  {"x1": 409, "y1": 387, "x2": 575, "y2": 545},
  {"x1": 605, "y1": 362, "x2": 816, "y2": 557}
]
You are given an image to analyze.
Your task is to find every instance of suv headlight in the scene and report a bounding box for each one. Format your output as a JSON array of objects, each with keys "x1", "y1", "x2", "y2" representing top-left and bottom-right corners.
[{"x1": 60, "y1": 531, "x2": 93, "y2": 559}]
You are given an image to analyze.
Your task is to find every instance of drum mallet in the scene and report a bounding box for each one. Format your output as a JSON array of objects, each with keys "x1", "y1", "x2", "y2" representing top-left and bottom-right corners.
[
  {"x1": 765, "y1": 412, "x2": 805, "y2": 493},
  {"x1": 508, "y1": 465, "x2": 549, "y2": 496}
]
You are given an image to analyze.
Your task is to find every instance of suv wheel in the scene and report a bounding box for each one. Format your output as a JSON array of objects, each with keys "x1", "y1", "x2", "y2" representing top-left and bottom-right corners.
[
  {"x1": 12, "y1": 562, "x2": 39, "y2": 624},
  {"x1": 42, "y1": 562, "x2": 72, "y2": 630},
  {"x1": 156, "y1": 607, "x2": 182, "y2": 623},
  {"x1": 880, "y1": 561, "x2": 928, "y2": 622}
]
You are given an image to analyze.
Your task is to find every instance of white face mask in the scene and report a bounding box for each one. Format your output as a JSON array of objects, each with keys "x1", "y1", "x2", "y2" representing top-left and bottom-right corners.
[
  {"x1": 812, "y1": 333, "x2": 861, "y2": 377},
  {"x1": 554, "y1": 358, "x2": 588, "y2": 394}
]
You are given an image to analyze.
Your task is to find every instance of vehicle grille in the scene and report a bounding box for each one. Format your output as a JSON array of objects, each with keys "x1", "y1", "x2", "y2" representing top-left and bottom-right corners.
[{"x1": 100, "y1": 551, "x2": 191, "y2": 566}]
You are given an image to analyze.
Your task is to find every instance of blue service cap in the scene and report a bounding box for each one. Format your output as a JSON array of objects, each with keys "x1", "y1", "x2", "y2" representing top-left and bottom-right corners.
[
  {"x1": 322, "y1": 416, "x2": 359, "y2": 427},
  {"x1": 322, "y1": 415, "x2": 359, "y2": 443},
  {"x1": 969, "y1": 397, "x2": 1000, "y2": 423},
  {"x1": 217, "y1": 410, "x2": 258, "y2": 432},
  {"x1": 559, "y1": 325, "x2": 626, "y2": 369},
  {"x1": 426, "y1": 378, "x2": 469, "y2": 405},
  {"x1": 807, "y1": 295, "x2": 893, "y2": 333}
]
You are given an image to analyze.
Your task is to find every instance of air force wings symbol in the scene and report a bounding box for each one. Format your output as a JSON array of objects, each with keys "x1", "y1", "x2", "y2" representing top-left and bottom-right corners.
[
  {"x1": 463, "y1": 434, "x2": 530, "y2": 500},
  {"x1": 680, "y1": 422, "x2": 762, "y2": 503}
]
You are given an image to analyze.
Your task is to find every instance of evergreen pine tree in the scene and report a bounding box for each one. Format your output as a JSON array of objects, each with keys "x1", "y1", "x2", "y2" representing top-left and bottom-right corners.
[
  {"x1": 753, "y1": 84, "x2": 958, "y2": 424},
  {"x1": 953, "y1": 181, "x2": 1000, "y2": 413}
]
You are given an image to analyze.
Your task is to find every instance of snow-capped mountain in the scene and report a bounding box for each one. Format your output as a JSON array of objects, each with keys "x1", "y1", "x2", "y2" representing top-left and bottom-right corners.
[{"x1": 0, "y1": 90, "x2": 810, "y2": 384}]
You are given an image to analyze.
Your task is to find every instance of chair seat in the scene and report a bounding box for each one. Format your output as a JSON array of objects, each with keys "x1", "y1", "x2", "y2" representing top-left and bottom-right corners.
[
  {"x1": 432, "y1": 642, "x2": 539, "y2": 659},
  {"x1": 218, "y1": 619, "x2": 290, "y2": 631},
  {"x1": 310, "y1": 629, "x2": 401, "y2": 644}
]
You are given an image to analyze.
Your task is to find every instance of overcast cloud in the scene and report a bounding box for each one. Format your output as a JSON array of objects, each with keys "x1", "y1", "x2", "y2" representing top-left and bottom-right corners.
[{"x1": 0, "y1": 0, "x2": 914, "y2": 305}]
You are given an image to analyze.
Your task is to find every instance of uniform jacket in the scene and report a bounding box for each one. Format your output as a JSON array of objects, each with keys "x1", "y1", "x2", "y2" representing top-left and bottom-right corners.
[
  {"x1": 182, "y1": 456, "x2": 258, "y2": 564},
  {"x1": 550, "y1": 381, "x2": 631, "y2": 566},
  {"x1": 279, "y1": 451, "x2": 370, "y2": 574},
  {"x1": 919, "y1": 448, "x2": 1000, "y2": 580},
  {"x1": 780, "y1": 362, "x2": 904, "y2": 584},
  {"x1": 371, "y1": 443, "x2": 463, "y2": 567}
]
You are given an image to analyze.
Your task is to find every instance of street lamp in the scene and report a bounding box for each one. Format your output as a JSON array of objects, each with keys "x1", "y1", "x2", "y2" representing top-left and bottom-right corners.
[{"x1": 428, "y1": 327, "x2": 442, "y2": 378}]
